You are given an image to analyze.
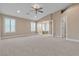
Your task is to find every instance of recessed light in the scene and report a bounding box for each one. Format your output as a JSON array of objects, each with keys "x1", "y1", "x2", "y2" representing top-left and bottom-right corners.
[{"x1": 17, "y1": 10, "x2": 20, "y2": 13}]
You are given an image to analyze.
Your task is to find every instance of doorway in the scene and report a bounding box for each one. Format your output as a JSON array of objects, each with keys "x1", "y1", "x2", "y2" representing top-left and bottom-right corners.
[
  {"x1": 37, "y1": 21, "x2": 49, "y2": 35},
  {"x1": 60, "y1": 16, "x2": 67, "y2": 38}
]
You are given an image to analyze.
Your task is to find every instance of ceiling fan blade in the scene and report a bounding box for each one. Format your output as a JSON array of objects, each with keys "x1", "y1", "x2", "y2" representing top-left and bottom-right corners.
[
  {"x1": 31, "y1": 7, "x2": 35, "y2": 10},
  {"x1": 39, "y1": 7, "x2": 43, "y2": 10},
  {"x1": 38, "y1": 11, "x2": 43, "y2": 13}
]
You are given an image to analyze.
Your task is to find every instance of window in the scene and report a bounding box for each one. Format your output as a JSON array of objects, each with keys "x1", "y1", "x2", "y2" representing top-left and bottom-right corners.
[
  {"x1": 42, "y1": 23, "x2": 46, "y2": 31},
  {"x1": 31, "y1": 22, "x2": 36, "y2": 32},
  {"x1": 45, "y1": 23, "x2": 49, "y2": 31},
  {"x1": 4, "y1": 17, "x2": 16, "y2": 33},
  {"x1": 37, "y1": 23, "x2": 42, "y2": 31},
  {"x1": 42, "y1": 23, "x2": 49, "y2": 31}
]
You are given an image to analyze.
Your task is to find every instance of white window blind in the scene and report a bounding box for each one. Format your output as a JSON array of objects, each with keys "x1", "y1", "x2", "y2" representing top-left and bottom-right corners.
[
  {"x1": 4, "y1": 17, "x2": 16, "y2": 33},
  {"x1": 31, "y1": 22, "x2": 36, "y2": 32}
]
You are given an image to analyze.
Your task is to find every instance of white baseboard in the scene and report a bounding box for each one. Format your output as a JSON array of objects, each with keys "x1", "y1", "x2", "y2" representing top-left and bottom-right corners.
[{"x1": 66, "y1": 38, "x2": 79, "y2": 42}]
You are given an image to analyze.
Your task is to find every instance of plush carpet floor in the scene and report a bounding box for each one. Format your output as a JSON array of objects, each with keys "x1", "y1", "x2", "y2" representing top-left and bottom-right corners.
[{"x1": 0, "y1": 35, "x2": 79, "y2": 56}]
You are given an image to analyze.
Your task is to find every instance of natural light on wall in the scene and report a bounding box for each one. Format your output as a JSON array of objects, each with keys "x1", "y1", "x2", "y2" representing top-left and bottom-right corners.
[{"x1": 4, "y1": 17, "x2": 16, "y2": 33}]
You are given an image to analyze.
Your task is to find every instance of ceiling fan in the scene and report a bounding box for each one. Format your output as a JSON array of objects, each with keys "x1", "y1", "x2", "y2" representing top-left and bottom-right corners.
[{"x1": 32, "y1": 4, "x2": 43, "y2": 14}]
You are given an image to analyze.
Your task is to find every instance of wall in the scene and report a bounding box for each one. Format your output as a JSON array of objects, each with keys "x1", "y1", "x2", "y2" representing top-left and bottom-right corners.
[
  {"x1": 0, "y1": 15, "x2": 1, "y2": 40},
  {"x1": 52, "y1": 4, "x2": 79, "y2": 39},
  {"x1": 63, "y1": 4, "x2": 79, "y2": 40},
  {"x1": 0, "y1": 14, "x2": 36, "y2": 39}
]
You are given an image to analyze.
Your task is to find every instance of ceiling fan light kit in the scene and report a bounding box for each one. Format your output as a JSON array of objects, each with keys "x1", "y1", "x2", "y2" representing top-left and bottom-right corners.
[{"x1": 32, "y1": 4, "x2": 43, "y2": 14}]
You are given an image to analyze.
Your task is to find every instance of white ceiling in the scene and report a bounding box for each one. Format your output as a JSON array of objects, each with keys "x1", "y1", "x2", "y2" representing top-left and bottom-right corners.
[{"x1": 0, "y1": 3, "x2": 72, "y2": 21}]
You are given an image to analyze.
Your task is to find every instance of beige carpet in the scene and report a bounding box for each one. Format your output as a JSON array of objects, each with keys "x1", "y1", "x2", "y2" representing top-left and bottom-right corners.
[{"x1": 0, "y1": 35, "x2": 79, "y2": 56}]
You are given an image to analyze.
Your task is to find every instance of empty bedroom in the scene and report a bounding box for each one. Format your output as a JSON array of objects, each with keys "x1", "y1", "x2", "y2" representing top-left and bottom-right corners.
[{"x1": 0, "y1": 3, "x2": 79, "y2": 56}]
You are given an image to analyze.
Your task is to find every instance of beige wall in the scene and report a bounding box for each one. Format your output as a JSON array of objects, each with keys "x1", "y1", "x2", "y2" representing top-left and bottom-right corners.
[
  {"x1": 0, "y1": 14, "x2": 2, "y2": 40},
  {"x1": 0, "y1": 14, "x2": 36, "y2": 39},
  {"x1": 52, "y1": 4, "x2": 79, "y2": 39},
  {"x1": 63, "y1": 4, "x2": 79, "y2": 40}
]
